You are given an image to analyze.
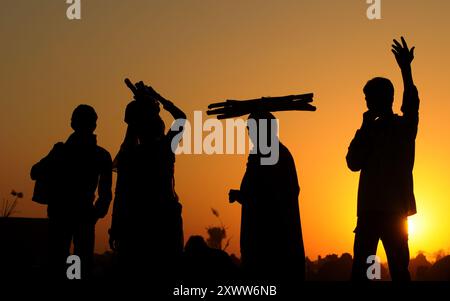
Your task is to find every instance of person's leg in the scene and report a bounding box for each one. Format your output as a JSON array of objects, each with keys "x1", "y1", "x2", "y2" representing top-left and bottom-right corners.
[
  {"x1": 381, "y1": 216, "x2": 411, "y2": 281},
  {"x1": 156, "y1": 204, "x2": 184, "y2": 279},
  {"x1": 73, "y1": 219, "x2": 96, "y2": 279},
  {"x1": 351, "y1": 217, "x2": 380, "y2": 281},
  {"x1": 48, "y1": 218, "x2": 73, "y2": 279}
]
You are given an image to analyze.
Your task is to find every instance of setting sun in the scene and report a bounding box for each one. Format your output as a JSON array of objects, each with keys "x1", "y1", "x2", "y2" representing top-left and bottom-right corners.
[{"x1": 408, "y1": 216, "x2": 417, "y2": 236}]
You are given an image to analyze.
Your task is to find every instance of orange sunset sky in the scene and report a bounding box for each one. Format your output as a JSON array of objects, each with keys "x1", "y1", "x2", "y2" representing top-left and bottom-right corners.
[{"x1": 1, "y1": 0, "x2": 450, "y2": 261}]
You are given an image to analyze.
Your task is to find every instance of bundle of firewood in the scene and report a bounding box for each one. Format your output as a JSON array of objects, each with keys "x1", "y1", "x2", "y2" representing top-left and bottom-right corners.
[{"x1": 207, "y1": 93, "x2": 316, "y2": 119}]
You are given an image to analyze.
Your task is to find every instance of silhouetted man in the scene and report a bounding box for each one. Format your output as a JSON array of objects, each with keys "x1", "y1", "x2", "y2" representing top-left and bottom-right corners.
[
  {"x1": 229, "y1": 112, "x2": 305, "y2": 280},
  {"x1": 346, "y1": 37, "x2": 419, "y2": 281},
  {"x1": 109, "y1": 83, "x2": 186, "y2": 279},
  {"x1": 31, "y1": 105, "x2": 112, "y2": 279}
]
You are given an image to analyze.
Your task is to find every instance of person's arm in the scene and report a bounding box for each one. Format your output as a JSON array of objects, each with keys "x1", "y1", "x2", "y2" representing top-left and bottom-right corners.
[
  {"x1": 160, "y1": 96, "x2": 187, "y2": 121},
  {"x1": 163, "y1": 99, "x2": 187, "y2": 150},
  {"x1": 145, "y1": 85, "x2": 187, "y2": 147},
  {"x1": 346, "y1": 111, "x2": 376, "y2": 172},
  {"x1": 392, "y1": 37, "x2": 419, "y2": 119},
  {"x1": 109, "y1": 193, "x2": 122, "y2": 250},
  {"x1": 144, "y1": 85, "x2": 186, "y2": 120},
  {"x1": 94, "y1": 151, "x2": 113, "y2": 219},
  {"x1": 109, "y1": 170, "x2": 126, "y2": 250},
  {"x1": 346, "y1": 133, "x2": 366, "y2": 172}
]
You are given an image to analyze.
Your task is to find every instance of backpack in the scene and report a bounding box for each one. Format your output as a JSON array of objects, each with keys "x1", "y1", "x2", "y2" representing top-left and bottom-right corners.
[{"x1": 30, "y1": 142, "x2": 65, "y2": 205}]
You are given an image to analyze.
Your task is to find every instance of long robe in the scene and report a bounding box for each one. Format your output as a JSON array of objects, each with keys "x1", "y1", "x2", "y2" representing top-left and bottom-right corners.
[
  {"x1": 239, "y1": 142, "x2": 305, "y2": 279},
  {"x1": 112, "y1": 135, "x2": 183, "y2": 277}
]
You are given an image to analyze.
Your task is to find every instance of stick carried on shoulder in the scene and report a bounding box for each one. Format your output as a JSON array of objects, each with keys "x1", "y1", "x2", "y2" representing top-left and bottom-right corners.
[{"x1": 207, "y1": 93, "x2": 316, "y2": 119}]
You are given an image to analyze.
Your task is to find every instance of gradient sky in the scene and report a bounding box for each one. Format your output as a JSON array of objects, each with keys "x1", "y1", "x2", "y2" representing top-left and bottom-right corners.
[{"x1": 1, "y1": 0, "x2": 450, "y2": 261}]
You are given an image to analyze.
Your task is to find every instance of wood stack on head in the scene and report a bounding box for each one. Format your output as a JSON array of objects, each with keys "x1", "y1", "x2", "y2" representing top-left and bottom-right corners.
[{"x1": 207, "y1": 93, "x2": 316, "y2": 119}]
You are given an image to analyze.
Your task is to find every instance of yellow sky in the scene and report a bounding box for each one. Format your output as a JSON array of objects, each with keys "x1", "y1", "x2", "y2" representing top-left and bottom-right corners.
[{"x1": 1, "y1": 0, "x2": 450, "y2": 261}]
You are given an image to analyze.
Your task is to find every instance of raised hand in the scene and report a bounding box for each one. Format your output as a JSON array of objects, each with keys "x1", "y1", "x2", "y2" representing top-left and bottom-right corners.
[
  {"x1": 125, "y1": 78, "x2": 159, "y2": 104},
  {"x1": 392, "y1": 36, "x2": 415, "y2": 70},
  {"x1": 144, "y1": 84, "x2": 172, "y2": 107}
]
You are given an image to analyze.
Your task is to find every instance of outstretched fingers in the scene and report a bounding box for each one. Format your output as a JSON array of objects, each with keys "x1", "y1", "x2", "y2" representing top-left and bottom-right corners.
[
  {"x1": 393, "y1": 37, "x2": 414, "y2": 53},
  {"x1": 401, "y1": 36, "x2": 409, "y2": 49},
  {"x1": 392, "y1": 37, "x2": 415, "y2": 66},
  {"x1": 392, "y1": 40, "x2": 403, "y2": 55},
  {"x1": 393, "y1": 38, "x2": 402, "y2": 49}
]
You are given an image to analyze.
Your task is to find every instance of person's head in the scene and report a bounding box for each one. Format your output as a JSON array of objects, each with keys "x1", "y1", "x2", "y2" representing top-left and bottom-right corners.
[
  {"x1": 71, "y1": 104, "x2": 97, "y2": 134},
  {"x1": 125, "y1": 100, "x2": 165, "y2": 142},
  {"x1": 247, "y1": 111, "x2": 278, "y2": 145},
  {"x1": 363, "y1": 77, "x2": 394, "y2": 115},
  {"x1": 185, "y1": 235, "x2": 209, "y2": 254},
  {"x1": 247, "y1": 111, "x2": 280, "y2": 165}
]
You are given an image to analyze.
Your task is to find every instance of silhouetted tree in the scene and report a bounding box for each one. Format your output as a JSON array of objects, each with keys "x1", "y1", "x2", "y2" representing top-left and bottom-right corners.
[
  {"x1": 206, "y1": 208, "x2": 230, "y2": 251},
  {"x1": 0, "y1": 190, "x2": 23, "y2": 217}
]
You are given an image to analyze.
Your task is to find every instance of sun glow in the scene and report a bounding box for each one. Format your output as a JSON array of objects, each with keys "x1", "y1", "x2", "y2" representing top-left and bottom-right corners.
[
  {"x1": 408, "y1": 217, "x2": 417, "y2": 236},
  {"x1": 408, "y1": 214, "x2": 427, "y2": 240}
]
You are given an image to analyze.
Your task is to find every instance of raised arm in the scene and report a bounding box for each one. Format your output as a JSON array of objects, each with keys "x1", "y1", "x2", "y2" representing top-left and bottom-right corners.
[
  {"x1": 392, "y1": 37, "x2": 419, "y2": 116},
  {"x1": 144, "y1": 85, "x2": 187, "y2": 148},
  {"x1": 145, "y1": 85, "x2": 186, "y2": 120}
]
